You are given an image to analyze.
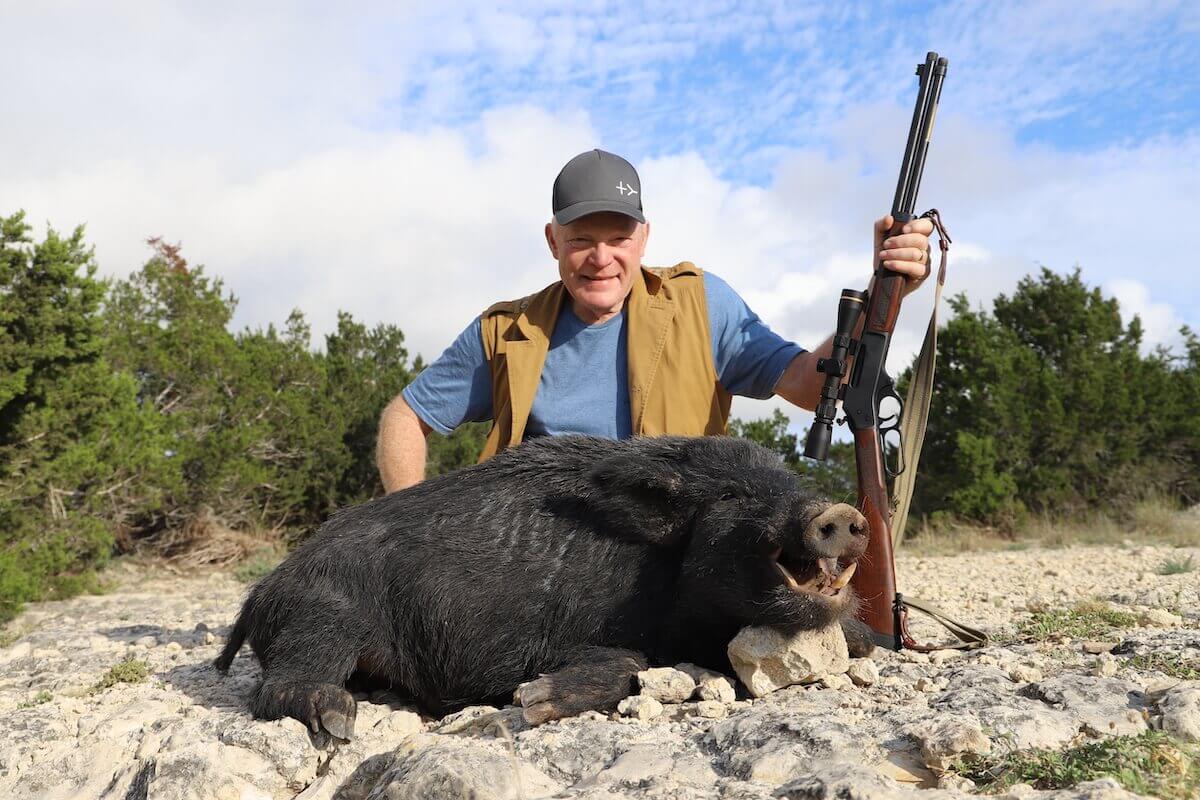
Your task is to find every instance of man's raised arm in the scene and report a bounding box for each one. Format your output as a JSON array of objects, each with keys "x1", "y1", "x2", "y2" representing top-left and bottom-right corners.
[{"x1": 376, "y1": 393, "x2": 432, "y2": 492}]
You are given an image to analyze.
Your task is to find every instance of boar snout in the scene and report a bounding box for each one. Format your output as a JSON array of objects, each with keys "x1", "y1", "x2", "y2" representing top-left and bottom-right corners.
[{"x1": 805, "y1": 503, "x2": 868, "y2": 560}]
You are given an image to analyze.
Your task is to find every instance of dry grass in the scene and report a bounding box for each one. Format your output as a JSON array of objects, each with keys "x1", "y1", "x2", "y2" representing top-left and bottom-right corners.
[
  {"x1": 142, "y1": 507, "x2": 282, "y2": 569},
  {"x1": 902, "y1": 494, "x2": 1200, "y2": 555}
]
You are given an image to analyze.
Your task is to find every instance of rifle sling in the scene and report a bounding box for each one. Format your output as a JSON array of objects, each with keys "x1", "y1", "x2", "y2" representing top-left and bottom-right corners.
[
  {"x1": 891, "y1": 209, "x2": 950, "y2": 548},
  {"x1": 887, "y1": 210, "x2": 989, "y2": 651},
  {"x1": 901, "y1": 595, "x2": 989, "y2": 651}
]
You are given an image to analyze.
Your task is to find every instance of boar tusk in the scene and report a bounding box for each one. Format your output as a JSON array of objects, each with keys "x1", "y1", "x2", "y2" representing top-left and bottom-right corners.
[
  {"x1": 831, "y1": 562, "x2": 857, "y2": 590},
  {"x1": 773, "y1": 560, "x2": 803, "y2": 592}
]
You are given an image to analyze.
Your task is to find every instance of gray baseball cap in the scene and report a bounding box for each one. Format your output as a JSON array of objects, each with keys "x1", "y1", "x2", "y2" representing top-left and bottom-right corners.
[{"x1": 552, "y1": 149, "x2": 645, "y2": 225}]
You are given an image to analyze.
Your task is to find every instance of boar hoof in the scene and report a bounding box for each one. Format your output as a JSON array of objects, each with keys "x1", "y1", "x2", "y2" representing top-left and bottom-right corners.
[
  {"x1": 254, "y1": 681, "x2": 357, "y2": 741},
  {"x1": 516, "y1": 676, "x2": 567, "y2": 725},
  {"x1": 841, "y1": 617, "x2": 877, "y2": 658}
]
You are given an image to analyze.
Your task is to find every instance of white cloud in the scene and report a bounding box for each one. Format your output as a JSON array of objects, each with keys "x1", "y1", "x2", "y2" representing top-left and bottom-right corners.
[{"x1": 1106, "y1": 278, "x2": 1187, "y2": 353}]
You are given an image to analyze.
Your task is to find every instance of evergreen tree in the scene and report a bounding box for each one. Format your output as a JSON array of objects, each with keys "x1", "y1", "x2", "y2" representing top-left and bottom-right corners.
[
  {"x1": 915, "y1": 267, "x2": 1195, "y2": 526},
  {"x1": 0, "y1": 213, "x2": 170, "y2": 621}
]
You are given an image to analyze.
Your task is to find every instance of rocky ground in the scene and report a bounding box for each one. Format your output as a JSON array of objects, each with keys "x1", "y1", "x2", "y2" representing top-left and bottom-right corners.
[{"x1": 0, "y1": 542, "x2": 1197, "y2": 800}]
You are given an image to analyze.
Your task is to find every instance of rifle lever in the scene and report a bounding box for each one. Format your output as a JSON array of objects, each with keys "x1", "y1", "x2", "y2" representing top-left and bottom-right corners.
[{"x1": 878, "y1": 381, "x2": 905, "y2": 478}]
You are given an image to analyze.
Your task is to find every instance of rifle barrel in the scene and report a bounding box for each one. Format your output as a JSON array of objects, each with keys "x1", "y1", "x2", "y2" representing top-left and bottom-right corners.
[
  {"x1": 891, "y1": 52, "x2": 938, "y2": 217},
  {"x1": 901, "y1": 56, "x2": 948, "y2": 216}
]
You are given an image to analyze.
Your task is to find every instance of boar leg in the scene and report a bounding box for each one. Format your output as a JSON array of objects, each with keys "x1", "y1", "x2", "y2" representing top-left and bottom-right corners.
[
  {"x1": 515, "y1": 646, "x2": 648, "y2": 725},
  {"x1": 250, "y1": 613, "x2": 366, "y2": 741},
  {"x1": 840, "y1": 617, "x2": 876, "y2": 658}
]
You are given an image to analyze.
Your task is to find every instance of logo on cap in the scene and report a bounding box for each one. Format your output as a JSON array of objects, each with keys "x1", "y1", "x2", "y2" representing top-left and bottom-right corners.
[{"x1": 616, "y1": 181, "x2": 637, "y2": 197}]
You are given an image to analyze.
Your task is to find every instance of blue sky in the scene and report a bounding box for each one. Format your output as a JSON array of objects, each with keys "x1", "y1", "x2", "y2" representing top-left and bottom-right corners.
[
  {"x1": 385, "y1": 3, "x2": 1200, "y2": 173},
  {"x1": 2, "y1": 0, "x2": 1197, "y2": 426}
]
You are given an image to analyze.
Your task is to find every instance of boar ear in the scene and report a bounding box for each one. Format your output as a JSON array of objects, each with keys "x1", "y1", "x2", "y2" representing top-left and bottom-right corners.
[
  {"x1": 587, "y1": 455, "x2": 686, "y2": 502},
  {"x1": 549, "y1": 455, "x2": 691, "y2": 547}
]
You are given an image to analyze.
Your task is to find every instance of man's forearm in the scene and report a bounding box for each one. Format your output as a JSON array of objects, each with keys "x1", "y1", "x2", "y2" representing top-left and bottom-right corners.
[
  {"x1": 376, "y1": 394, "x2": 432, "y2": 493},
  {"x1": 774, "y1": 338, "x2": 835, "y2": 412}
]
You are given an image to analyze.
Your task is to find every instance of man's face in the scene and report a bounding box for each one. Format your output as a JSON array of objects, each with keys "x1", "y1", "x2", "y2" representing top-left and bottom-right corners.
[{"x1": 545, "y1": 212, "x2": 649, "y2": 324}]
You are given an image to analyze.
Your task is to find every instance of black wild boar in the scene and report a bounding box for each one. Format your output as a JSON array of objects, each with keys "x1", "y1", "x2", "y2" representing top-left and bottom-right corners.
[{"x1": 214, "y1": 435, "x2": 870, "y2": 740}]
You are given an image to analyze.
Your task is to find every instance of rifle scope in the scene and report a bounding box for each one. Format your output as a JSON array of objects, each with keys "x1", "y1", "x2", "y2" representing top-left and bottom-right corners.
[{"x1": 803, "y1": 289, "x2": 866, "y2": 460}]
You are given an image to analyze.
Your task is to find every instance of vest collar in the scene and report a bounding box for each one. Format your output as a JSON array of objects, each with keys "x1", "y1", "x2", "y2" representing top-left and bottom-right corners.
[
  {"x1": 511, "y1": 265, "x2": 666, "y2": 341},
  {"x1": 502, "y1": 266, "x2": 675, "y2": 440}
]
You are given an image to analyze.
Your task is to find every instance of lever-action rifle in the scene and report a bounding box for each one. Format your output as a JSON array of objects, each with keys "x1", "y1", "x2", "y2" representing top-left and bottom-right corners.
[{"x1": 804, "y1": 52, "x2": 981, "y2": 652}]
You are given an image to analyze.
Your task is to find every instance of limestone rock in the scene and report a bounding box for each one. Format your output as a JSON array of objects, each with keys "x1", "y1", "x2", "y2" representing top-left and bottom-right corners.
[
  {"x1": 1027, "y1": 675, "x2": 1150, "y2": 737},
  {"x1": 1091, "y1": 653, "x2": 1120, "y2": 677},
  {"x1": 1138, "y1": 608, "x2": 1183, "y2": 628},
  {"x1": 371, "y1": 738, "x2": 561, "y2": 799},
  {"x1": 691, "y1": 700, "x2": 728, "y2": 719},
  {"x1": 847, "y1": 658, "x2": 879, "y2": 687},
  {"x1": 1007, "y1": 663, "x2": 1043, "y2": 683},
  {"x1": 435, "y1": 704, "x2": 500, "y2": 734},
  {"x1": 1159, "y1": 682, "x2": 1200, "y2": 741},
  {"x1": 906, "y1": 715, "x2": 992, "y2": 770},
  {"x1": 775, "y1": 762, "x2": 939, "y2": 800},
  {"x1": 818, "y1": 672, "x2": 853, "y2": 691},
  {"x1": 727, "y1": 624, "x2": 849, "y2": 697},
  {"x1": 636, "y1": 667, "x2": 695, "y2": 703},
  {"x1": 676, "y1": 663, "x2": 739, "y2": 703},
  {"x1": 616, "y1": 694, "x2": 663, "y2": 720}
]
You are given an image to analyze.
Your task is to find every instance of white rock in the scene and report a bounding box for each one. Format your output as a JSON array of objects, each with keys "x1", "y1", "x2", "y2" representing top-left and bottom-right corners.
[
  {"x1": 1160, "y1": 683, "x2": 1200, "y2": 741},
  {"x1": 1138, "y1": 608, "x2": 1183, "y2": 628},
  {"x1": 907, "y1": 715, "x2": 992, "y2": 770},
  {"x1": 695, "y1": 675, "x2": 736, "y2": 703},
  {"x1": 691, "y1": 700, "x2": 728, "y2": 719},
  {"x1": 637, "y1": 667, "x2": 696, "y2": 703},
  {"x1": 1092, "y1": 654, "x2": 1119, "y2": 678},
  {"x1": 373, "y1": 710, "x2": 424, "y2": 739},
  {"x1": 938, "y1": 773, "x2": 976, "y2": 792},
  {"x1": 2, "y1": 641, "x2": 32, "y2": 662},
  {"x1": 1007, "y1": 664, "x2": 1043, "y2": 683},
  {"x1": 617, "y1": 694, "x2": 663, "y2": 720},
  {"x1": 436, "y1": 705, "x2": 500, "y2": 734},
  {"x1": 818, "y1": 673, "x2": 853, "y2": 691},
  {"x1": 929, "y1": 649, "x2": 965, "y2": 665},
  {"x1": 727, "y1": 624, "x2": 849, "y2": 698},
  {"x1": 372, "y1": 740, "x2": 561, "y2": 799},
  {"x1": 847, "y1": 658, "x2": 879, "y2": 687}
]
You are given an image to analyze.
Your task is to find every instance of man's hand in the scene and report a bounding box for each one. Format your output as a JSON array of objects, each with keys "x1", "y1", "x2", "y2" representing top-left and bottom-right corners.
[{"x1": 874, "y1": 214, "x2": 934, "y2": 297}]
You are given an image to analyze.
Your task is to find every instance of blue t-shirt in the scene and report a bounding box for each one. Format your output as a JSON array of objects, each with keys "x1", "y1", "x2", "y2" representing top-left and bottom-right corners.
[{"x1": 403, "y1": 271, "x2": 803, "y2": 438}]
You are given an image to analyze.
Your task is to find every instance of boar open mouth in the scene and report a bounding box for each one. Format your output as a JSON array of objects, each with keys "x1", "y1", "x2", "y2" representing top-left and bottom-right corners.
[{"x1": 769, "y1": 547, "x2": 856, "y2": 598}]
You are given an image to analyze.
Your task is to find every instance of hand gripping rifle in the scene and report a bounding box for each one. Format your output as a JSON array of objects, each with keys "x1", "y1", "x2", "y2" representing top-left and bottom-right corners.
[{"x1": 803, "y1": 52, "x2": 986, "y2": 652}]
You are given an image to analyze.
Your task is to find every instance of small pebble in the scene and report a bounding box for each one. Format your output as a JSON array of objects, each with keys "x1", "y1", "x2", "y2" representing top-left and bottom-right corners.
[
  {"x1": 1007, "y1": 664, "x2": 1043, "y2": 683},
  {"x1": 617, "y1": 695, "x2": 664, "y2": 720}
]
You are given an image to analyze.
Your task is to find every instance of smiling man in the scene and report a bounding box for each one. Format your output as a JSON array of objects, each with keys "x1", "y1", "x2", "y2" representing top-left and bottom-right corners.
[{"x1": 377, "y1": 149, "x2": 933, "y2": 491}]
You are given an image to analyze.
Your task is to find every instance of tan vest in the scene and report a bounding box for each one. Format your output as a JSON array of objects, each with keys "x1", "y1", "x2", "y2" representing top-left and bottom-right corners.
[{"x1": 477, "y1": 263, "x2": 732, "y2": 460}]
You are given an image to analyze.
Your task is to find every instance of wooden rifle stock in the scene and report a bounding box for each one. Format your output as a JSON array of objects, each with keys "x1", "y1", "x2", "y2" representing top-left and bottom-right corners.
[{"x1": 850, "y1": 428, "x2": 900, "y2": 644}]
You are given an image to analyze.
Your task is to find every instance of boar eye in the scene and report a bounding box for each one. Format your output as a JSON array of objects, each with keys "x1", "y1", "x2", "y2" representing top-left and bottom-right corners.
[{"x1": 717, "y1": 490, "x2": 741, "y2": 502}]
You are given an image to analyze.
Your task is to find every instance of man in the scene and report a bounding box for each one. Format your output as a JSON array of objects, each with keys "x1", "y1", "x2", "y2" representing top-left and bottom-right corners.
[{"x1": 377, "y1": 149, "x2": 933, "y2": 492}]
